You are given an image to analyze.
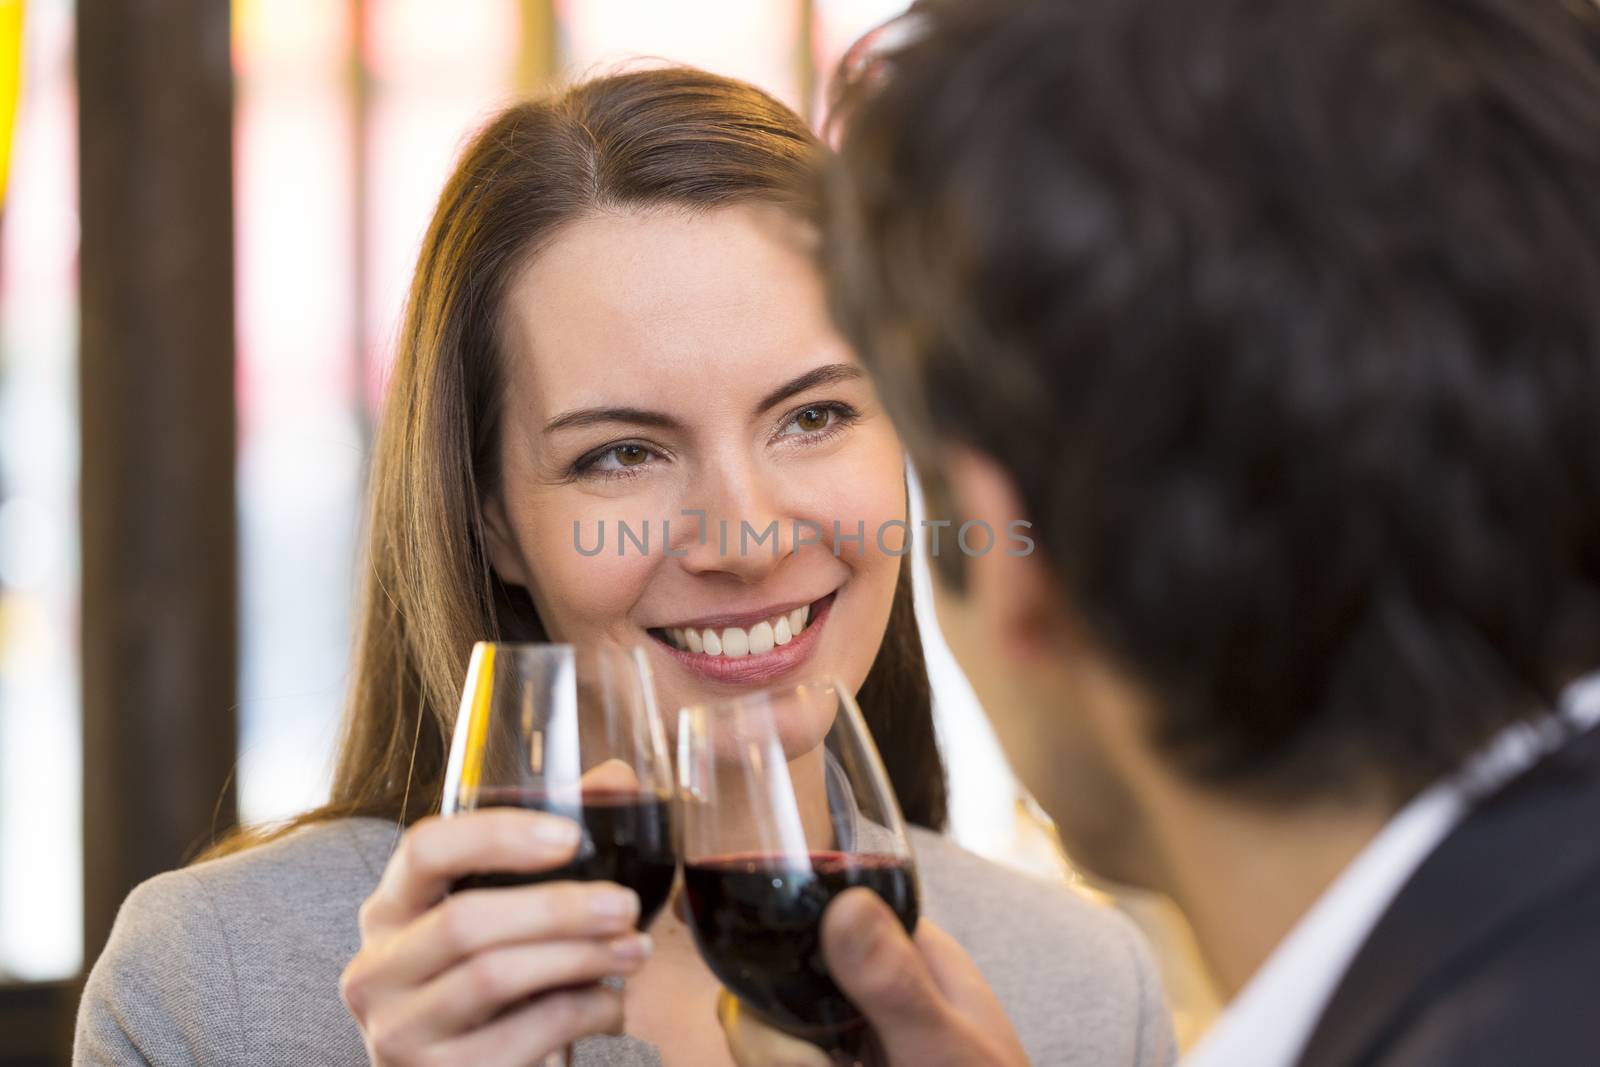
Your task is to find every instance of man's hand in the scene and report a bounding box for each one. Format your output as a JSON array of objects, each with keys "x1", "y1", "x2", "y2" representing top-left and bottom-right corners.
[{"x1": 718, "y1": 887, "x2": 1031, "y2": 1067}]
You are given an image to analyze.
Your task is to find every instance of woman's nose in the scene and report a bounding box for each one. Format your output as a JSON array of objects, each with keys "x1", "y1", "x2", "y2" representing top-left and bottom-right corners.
[{"x1": 669, "y1": 468, "x2": 794, "y2": 581}]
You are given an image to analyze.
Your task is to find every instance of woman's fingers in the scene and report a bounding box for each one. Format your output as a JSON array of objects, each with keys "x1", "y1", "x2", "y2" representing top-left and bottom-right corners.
[
  {"x1": 438, "y1": 982, "x2": 628, "y2": 1067},
  {"x1": 380, "y1": 933, "x2": 653, "y2": 1044},
  {"x1": 343, "y1": 811, "x2": 653, "y2": 1066},
  {"x1": 358, "y1": 880, "x2": 641, "y2": 991},
  {"x1": 359, "y1": 810, "x2": 582, "y2": 935}
]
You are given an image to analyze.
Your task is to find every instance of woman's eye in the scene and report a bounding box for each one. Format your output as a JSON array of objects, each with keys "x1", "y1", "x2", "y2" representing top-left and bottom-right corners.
[
  {"x1": 784, "y1": 405, "x2": 837, "y2": 436},
  {"x1": 579, "y1": 443, "x2": 656, "y2": 476}
]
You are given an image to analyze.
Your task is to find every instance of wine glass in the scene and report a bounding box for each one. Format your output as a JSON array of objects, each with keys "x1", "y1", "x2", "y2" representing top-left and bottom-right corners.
[
  {"x1": 442, "y1": 641, "x2": 676, "y2": 1067},
  {"x1": 676, "y1": 678, "x2": 920, "y2": 1064}
]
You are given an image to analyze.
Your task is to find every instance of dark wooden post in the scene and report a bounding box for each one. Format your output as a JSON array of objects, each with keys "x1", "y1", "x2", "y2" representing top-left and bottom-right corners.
[{"x1": 76, "y1": 0, "x2": 238, "y2": 967}]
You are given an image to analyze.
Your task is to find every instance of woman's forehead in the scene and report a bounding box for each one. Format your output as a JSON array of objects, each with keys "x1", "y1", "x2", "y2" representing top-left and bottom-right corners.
[{"x1": 498, "y1": 206, "x2": 854, "y2": 420}]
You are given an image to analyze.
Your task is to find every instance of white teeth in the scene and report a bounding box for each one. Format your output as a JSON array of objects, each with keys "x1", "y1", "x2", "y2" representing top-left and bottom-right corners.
[
  {"x1": 748, "y1": 621, "x2": 774, "y2": 655},
  {"x1": 667, "y1": 602, "x2": 816, "y2": 658}
]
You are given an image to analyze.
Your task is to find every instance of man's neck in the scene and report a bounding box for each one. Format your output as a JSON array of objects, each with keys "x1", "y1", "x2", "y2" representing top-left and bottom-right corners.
[{"x1": 1151, "y1": 787, "x2": 1399, "y2": 997}]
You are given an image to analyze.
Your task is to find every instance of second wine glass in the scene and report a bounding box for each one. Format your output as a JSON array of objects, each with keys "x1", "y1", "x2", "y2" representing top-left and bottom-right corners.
[
  {"x1": 441, "y1": 641, "x2": 676, "y2": 1067},
  {"x1": 676, "y1": 678, "x2": 920, "y2": 1064}
]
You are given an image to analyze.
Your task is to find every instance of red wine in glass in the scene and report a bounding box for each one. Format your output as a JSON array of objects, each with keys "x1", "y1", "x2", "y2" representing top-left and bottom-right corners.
[
  {"x1": 453, "y1": 787, "x2": 675, "y2": 929},
  {"x1": 685, "y1": 851, "x2": 918, "y2": 1053},
  {"x1": 678, "y1": 679, "x2": 922, "y2": 1062}
]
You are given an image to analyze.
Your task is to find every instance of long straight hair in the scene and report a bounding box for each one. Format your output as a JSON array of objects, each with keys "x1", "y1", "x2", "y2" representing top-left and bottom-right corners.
[{"x1": 205, "y1": 68, "x2": 947, "y2": 858}]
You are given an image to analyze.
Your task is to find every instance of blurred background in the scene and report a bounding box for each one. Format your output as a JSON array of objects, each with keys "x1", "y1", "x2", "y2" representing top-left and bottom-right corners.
[{"x1": 0, "y1": 1, "x2": 1215, "y2": 1061}]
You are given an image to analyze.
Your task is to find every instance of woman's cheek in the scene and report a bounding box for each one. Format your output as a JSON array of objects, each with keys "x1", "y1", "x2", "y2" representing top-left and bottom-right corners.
[
  {"x1": 821, "y1": 439, "x2": 910, "y2": 563},
  {"x1": 520, "y1": 501, "x2": 659, "y2": 639},
  {"x1": 809, "y1": 448, "x2": 908, "y2": 693}
]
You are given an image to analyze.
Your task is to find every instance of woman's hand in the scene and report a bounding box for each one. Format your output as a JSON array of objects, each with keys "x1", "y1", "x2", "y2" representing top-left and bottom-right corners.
[
  {"x1": 340, "y1": 809, "x2": 652, "y2": 1066},
  {"x1": 717, "y1": 889, "x2": 1030, "y2": 1067}
]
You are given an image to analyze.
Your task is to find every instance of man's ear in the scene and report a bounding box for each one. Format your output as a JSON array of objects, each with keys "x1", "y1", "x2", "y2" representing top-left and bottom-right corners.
[
  {"x1": 480, "y1": 494, "x2": 529, "y2": 589},
  {"x1": 942, "y1": 445, "x2": 1064, "y2": 664}
]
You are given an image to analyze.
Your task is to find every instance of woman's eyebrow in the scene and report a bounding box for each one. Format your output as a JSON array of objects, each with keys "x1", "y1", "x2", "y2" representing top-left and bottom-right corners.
[
  {"x1": 543, "y1": 407, "x2": 685, "y2": 435},
  {"x1": 754, "y1": 363, "x2": 863, "y2": 414},
  {"x1": 543, "y1": 364, "x2": 863, "y2": 435}
]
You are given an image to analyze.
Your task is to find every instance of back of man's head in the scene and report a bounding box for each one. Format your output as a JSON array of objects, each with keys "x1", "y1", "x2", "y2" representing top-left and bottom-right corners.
[{"x1": 827, "y1": 0, "x2": 1600, "y2": 803}]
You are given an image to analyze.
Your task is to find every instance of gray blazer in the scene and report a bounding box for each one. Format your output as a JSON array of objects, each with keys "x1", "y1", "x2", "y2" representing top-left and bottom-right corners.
[{"x1": 74, "y1": 818, "x2": 1176, "y2": 1066}]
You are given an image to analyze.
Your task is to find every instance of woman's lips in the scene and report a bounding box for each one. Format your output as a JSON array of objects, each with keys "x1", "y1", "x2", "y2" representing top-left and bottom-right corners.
[{"x1": 646, "y1": 592, "x2": 835, "y2": 687}]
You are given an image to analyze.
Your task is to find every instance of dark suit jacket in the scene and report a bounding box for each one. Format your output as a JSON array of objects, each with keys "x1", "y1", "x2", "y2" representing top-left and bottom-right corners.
[{"x1": 1294, "y1": 719, "x2": 1600, "y2": 1067}]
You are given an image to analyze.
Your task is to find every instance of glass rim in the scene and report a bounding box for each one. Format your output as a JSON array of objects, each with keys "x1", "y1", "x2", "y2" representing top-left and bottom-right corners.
[
  {"x1": 444, "y1": 639, "x2": 669, "y2": 812},
  {"x1": 467, "y1": 638, "x2": 644, "y2": 658}
]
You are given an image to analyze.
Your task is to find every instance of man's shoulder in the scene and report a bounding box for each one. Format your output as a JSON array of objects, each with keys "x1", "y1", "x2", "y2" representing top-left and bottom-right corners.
[
  {"x1": 1375, "y1": 872, "x2": 1600, "y2": 1067},
  {"x1": 1300, "y1": 719, "x2": 1600, "y2": 1067}
]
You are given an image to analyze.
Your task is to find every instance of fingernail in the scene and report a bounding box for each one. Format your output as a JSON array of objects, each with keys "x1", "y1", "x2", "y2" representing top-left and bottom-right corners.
[
  {"x1": 611, "y1": 933, "x2": 653, "y2": 963},
  {"x1": 592, "y1": 889, "x2": 640, "y2": 919},
  {"x1": 531, "y1": 816, "x2": 581, "y2": 847}
]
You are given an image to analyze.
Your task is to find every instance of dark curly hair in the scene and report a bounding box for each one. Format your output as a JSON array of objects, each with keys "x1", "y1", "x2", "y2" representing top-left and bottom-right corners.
[{"x1": 824, "y1": 0, "x2": 1600, "y2": 803}]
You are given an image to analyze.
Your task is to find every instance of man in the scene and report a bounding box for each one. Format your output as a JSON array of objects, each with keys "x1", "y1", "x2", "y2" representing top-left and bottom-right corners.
[{"x1": 720, "y1": 0, "x2": 1600, "y2": 1064}]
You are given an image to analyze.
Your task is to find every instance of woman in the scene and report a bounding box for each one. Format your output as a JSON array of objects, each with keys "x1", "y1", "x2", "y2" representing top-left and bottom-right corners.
[{"x1": 75, "y1": 69, "x2": 1175, "y2": 1067}]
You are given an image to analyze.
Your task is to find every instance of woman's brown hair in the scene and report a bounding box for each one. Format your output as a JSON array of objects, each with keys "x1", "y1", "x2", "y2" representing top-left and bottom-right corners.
[{"x1": 204, "y1": 67, "x2": 947, "y2": 859}]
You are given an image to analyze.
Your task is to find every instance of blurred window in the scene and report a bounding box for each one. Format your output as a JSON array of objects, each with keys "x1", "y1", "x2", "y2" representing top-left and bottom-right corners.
[{"x1": 0, "y1": 0, "x2": 82, "y2": 983}]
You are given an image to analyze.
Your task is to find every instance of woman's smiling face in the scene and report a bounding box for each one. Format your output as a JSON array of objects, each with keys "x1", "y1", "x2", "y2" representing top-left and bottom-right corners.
[{"x1": 481, "y1": 204, "x2": 909, "y2": 721}]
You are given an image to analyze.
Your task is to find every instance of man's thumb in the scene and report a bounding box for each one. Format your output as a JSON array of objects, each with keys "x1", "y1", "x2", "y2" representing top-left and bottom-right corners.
[{"x1": 821, "y1": 888, "x2": 946, "y2": 1036}]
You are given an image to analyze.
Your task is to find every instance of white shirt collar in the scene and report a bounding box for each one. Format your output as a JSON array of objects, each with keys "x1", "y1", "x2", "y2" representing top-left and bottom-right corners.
[{"x1": 1181, "y1": 672, "x2": 1600, "y2": 1067}]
